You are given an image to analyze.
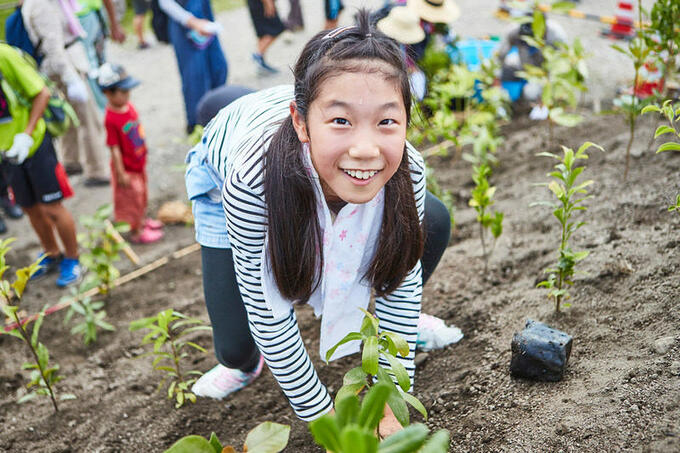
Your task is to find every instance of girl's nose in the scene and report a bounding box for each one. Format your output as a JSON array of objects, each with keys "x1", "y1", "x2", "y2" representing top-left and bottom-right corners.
[{"x1": 348, "y1": 140, "x2": 380, "y2": 159}]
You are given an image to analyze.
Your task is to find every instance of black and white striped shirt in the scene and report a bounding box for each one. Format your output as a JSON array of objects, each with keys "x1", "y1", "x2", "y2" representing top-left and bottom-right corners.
[{"x1": 203, "y1": 85, "x2": 426, "y2": 421}]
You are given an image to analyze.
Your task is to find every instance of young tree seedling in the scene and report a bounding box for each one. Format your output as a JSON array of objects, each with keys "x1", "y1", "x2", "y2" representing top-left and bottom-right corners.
[
  {"x1": 129, "y1": 309, "x2": 211, "y2": 408},
  {"x1": 164, "y1": 423, "x2": 290, "y2": 453},
  {"x1": 62, "y1": 281, "x2": 115, "y2": 346},
  {"x1": 0, "y1": 239, "x2": 75, "y2": 411},
  {"x1": 611, "y1": 0, "x2": 651, "y2": 180},
  {"x1": 78, "y1": 204, "x2": 130, "y2": 296},
  {"x1": 644, "y1": 0, "x2": 680, "y2": 97},
  {"x1": 469, "y1": 163, "x2": 504, "y2": 273},
  {"x1": 533, "y1": 142, "x2": 603, "y2": 312}
]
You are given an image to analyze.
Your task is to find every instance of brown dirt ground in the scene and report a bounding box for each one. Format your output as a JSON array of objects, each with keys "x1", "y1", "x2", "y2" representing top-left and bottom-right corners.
[{"x1": 1, "y1": 112, "x2": 679, "y2": 452}]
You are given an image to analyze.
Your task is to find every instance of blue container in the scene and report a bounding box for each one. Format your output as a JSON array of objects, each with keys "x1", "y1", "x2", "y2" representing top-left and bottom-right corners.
[
  {"x1": 501, "y1": 80, "x2": 526, "y2": 102},
  {"x1": 448, "y1": 39, "x2": 501, "y2": 71}
]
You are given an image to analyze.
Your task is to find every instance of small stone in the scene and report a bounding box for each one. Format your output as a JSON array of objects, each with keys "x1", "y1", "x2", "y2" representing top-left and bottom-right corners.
[
  {"x1": 653, "y1": 337, "x2": 675, "y2": 355},
  {"x1": 669, "y1": 361, "x2": 680, "y2": 376},
  {"x1": 414, "y1": 353, "x2": 429, "y2": 367}
]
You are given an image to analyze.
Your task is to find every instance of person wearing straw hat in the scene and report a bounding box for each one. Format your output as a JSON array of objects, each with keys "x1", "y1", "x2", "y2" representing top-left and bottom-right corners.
[
  {"x1": 407, "y1": 0, "x2": 460, "y2": 25},
  {"x1": 376, "y1": 6, "x2": 428, "y2": 100}
]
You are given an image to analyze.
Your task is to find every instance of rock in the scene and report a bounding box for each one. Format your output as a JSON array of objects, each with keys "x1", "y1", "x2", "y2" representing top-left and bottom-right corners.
[
  {"x1": 414, "y1": 353, "x2": 429, "y2": 367},
  {"x1": 653, "y1": 336, "x2": 675, "y2": 355},
  {"x1": 669, "y1": 361, "x2": 680, "y2": 376},
  {"x1": 510, "y1": 319, "x2": 573, "y2": 382}
]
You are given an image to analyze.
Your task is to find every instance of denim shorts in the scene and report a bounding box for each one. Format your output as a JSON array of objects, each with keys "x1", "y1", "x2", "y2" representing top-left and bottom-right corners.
[{"x1": 185, "y1": 142, "x2": 231, "y2": 249}]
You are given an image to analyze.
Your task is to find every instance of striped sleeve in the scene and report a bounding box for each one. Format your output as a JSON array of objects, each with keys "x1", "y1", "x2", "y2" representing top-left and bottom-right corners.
[
  {"x1": 222, "y1": 157, "x2": 333, "y2": 422},
  {"x1": 374, "y1": 143, "x2": 426, "y2": 391}
]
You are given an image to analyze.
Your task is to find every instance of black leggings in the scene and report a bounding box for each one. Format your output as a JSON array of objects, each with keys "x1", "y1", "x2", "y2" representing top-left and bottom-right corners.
[{"x1": 201, "y1": 191, "x2": 451, "y2": 372}]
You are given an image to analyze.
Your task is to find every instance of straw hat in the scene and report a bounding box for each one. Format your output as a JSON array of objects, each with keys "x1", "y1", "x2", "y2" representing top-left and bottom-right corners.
[
  {"x1": 408, "y1": 0, "x2": 460, "y2": 24},
  {"x1": 377, "y1": 6, "x2": 426, "y2": 44}
]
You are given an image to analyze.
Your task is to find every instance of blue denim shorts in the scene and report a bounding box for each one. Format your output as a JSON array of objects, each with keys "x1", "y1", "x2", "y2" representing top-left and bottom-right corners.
[{"x1": 185, "y1": 143, "x2": 231, "y2": 249}]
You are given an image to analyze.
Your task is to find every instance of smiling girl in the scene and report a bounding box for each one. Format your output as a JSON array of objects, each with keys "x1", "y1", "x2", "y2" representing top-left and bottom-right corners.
[{"x1": 184, "y1": 11, "x2": 452, "y2": 436}]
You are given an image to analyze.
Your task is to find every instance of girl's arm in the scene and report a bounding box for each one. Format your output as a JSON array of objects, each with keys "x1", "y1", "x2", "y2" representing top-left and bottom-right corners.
[
  {"x1": 109, "y1": 145, "x2": 130, "y2": 187},
  {"x1": 374, "y1": 144, "x2": 427, "y2": 390},
  {"x1": 222, "y1": 166, "x2": 333, "y2": 422}
]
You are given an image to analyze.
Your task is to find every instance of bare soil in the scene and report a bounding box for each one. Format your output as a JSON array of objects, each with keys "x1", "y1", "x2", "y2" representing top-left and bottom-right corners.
[{"x1": 1, "y1": 110, "x2": 678, "y2": 452}]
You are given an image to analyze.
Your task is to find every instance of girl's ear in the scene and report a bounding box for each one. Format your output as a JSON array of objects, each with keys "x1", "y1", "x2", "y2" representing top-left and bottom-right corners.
[{"x1": 290, "y1": 101, "x2": 310, "y2": 143}]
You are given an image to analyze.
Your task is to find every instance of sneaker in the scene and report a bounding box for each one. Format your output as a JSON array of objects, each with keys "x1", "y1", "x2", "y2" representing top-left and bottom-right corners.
[
  {"x1": 0, "y1": 196, "x2": 23, "y2": 219},
  {"x1": 130, "y1": 226, "x2": 164, "y2": 244},
  {"x1": 144, "y1": 218, "x2": 164, "y2": 230},
  {"x1": 192, "y1": 355, "x2": 264, "y2": 399},
  {"x1": 56, "y1": 257, "x2": 82, "y2": 287},
  {"x1": 252, "y1": 53, "x2": 279, "y2": 74},
  {"x1": 31, "y1": 252, "x2": 62, "y2": 280},
  {"x1": 137, "y1": 41, "x2": 150, "y2": 50},
  {"x1": 84, "y1": 177, "x2": 110, "y2": 187},
  {"x1": 64, "y1": 163, "x2": 83, "y2": 176}
]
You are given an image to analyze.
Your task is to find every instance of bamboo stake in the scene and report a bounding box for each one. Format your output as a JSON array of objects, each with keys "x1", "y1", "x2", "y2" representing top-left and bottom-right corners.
[
  {"x1": 3, "y1": 242, "x2": 201, "y2": 332},
  {"x1": 105, "y1": 220, "x2": 141, "y2": 266}
]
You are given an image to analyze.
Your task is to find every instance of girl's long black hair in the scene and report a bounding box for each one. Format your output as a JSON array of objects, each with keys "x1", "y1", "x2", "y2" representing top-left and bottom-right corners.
[{"x1": 264, "y1": 9, "x2": 424, "y2": 303}]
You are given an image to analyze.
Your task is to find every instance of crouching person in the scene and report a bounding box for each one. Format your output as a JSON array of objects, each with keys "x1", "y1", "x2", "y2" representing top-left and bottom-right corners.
[{"x1": 0, "y1": 43, "x2": 81, "y2": 287}]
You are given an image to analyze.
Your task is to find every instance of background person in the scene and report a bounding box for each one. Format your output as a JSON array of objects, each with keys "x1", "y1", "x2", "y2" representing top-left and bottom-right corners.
[
  {"x1": 246, "y1": 0, "x2": 285, "y2": 73},
  {"x1": 0, "y1": 43, "x2": 81, "y2": 287}
]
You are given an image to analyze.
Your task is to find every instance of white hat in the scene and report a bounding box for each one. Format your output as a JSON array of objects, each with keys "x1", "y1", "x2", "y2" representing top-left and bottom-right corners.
[
  {"x1": 408, "y1": 0, "x2": 460, "y2": 24},
  {"x1": 377, "y1": 6, "x2": 426, "y2": 44}
]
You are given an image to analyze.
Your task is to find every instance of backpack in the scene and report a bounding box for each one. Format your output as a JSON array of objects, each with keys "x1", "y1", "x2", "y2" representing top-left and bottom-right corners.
[
  {"x1": 4, "y1": 6, "x2": 43, "y2": 66},
  {"x1": 150, "y1": 0, "x2": 170, "y2": 44},
  {"x1": 0, "y1": 46, "x2": 79, "y2": 138}
]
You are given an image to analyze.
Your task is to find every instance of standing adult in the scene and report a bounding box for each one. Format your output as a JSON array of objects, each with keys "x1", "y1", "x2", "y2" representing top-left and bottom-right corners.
[
  {"x1": 21, "y1": 0, "x2": 110, "y2": 186},
  {"x1": 159, "y1": 0, "x2": 227, "y2": 134}
]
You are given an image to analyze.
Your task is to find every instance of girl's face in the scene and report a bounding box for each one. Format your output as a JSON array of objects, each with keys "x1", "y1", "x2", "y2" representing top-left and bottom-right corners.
[{"x1": 291, "y1": 68, "x2": 407, "y2": 205}]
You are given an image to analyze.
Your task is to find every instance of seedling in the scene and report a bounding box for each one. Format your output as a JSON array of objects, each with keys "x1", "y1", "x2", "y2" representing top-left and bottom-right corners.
[
  {"x1": 644, "y1": 0, "x2": 680, "y2": 95},
  {"x1": 164, "y1": 423, "x2": 290, "y2": 453},
  {"x1": 533, "y1": 142, "x2": 603, "y2": 312},
  {"x1": 517, "y1": 9, "x2": 588, "y2": 146},
  {"x1": 309, "y1": 382, "x2": 450, "y2": 453},
  {"x1": 611, "y1": 0, "x2": 651, "y2": 180},
  {"x1": 62, "y1": 282, "x2": 115, "y2": 346},
  {"x1": 0, "y1": 239, "x2": 74, "y2": 411},
  {"x1": 469, "y1": 164, "x2": 504, "y2": 272},
  {"x1": 129, "y1": 309, "x2": 211, "y2": 408},
  {"x1": 78, "y1": 204, "x2": 130, "y2": 296}
]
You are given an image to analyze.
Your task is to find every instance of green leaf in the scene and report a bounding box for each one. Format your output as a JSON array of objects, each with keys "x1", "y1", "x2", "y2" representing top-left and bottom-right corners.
[
  {"x1": 362, "y1": 336, "x2": 379, "y2": 376},
  {"x1": 335, "y1": 393, "x2": 360, "y2": 429},
  {"x1": 244, "y1": 421, "x2": 291, "y2": 453},
  {"x1": 164, "y1": 435, "x2": 217, "y2": 453},
  {"x1": 358, "y1": 383, "x2": 392, "y2": 431},
  {"x1": 377, "y1": 424, "x2": 428, "y2": 453},
  {"x1": 418, "y1": 429, "x2": 451, "y2": 453},
  {"x1": 383, "y1": 354, "x2": 411, "y2": 392},
  {"x1": 641, "y1": 104, "x2": 661, "y2": 114},
  {"x1": 386, "y1": 391, "x2": 409, "y2": 428},
  {"x1": 359, "y1": 309, "x2": 380, "y2": 337},
  {"x1": 207, "y1": 432, "x2": 222, "y2": 453},
  {"x1": 336, "y1": 383, "x2": 366, "y2": 405},
  {"x1": 400, "y1": 390, "x2": 428, "y2": 420},
  {"x1": 382, "y1": 333, "x2": 408, "y2": 357},
  {"x1": 339, "y1": 425, "x2": 378, "y2": 453},
  {"x1": 656, "y1": 142, "x2": 680, "y2": 153},
  {"x1": 17, "y1": 392, "x2": 37, "y2": 404},
  {"x1": 654, "y1": 125, "x2": 676, "y2": 138},
  {"x1": 343, "y1": 366, "x2": 368, "y2": 386},
  {"x1": 309, "y1": 414, "x2": 342, "y2": 452},
  {"x1": 326, "y1": 332, "x2": 364, "y2": 362}
]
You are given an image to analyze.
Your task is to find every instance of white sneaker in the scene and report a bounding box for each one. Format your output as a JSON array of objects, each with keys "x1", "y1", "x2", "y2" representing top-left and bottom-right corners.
[{"x1": 191, "y1": 355, "x2": 264, "y2": 399}]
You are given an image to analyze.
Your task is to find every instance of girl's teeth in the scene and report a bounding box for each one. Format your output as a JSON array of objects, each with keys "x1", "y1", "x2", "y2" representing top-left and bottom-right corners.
[{"x1": 344, "y1": 169, "x2": 377, "y2": 180}]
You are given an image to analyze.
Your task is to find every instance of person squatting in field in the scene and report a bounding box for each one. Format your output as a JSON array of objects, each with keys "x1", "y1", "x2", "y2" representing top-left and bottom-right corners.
[{"x1": 184, "y1": 11, "x2": 451, "y2": 437}]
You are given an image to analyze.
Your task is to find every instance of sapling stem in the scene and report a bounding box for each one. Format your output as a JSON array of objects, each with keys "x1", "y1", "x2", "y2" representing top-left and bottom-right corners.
[{"x1": 169, "y1": 331, "x2": 185, "y2": 384}]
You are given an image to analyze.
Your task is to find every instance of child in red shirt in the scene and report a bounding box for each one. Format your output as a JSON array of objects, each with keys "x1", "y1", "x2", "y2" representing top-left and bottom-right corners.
[{"x1": 98, "y1": 63, "x2": 163, "y2": 244}]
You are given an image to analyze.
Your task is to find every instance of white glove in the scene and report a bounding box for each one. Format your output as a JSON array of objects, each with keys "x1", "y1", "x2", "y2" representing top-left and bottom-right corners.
[
  {"x1": 5, "y1": 133, "x2": 34, "y2": 165},
  {"x1": 66, "y1": 78, "x2": 89, "y2": 103},
  {"x1": 202, "y1": 21, "x2": 223, "y2": 35}
]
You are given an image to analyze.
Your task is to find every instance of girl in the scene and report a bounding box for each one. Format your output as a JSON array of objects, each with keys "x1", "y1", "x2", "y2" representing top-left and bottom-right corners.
[{"x1": 185, "y1": 11, "x2": 451, "y2": 436}]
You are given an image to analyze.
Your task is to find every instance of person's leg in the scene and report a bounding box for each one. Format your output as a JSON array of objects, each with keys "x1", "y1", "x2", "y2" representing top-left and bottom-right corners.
[
  {"x1": 286, "y1": 0, "x2": 303, "y2": 30},
  {"x1": 257, "y1": 35, "x2": 276, "y2": 56},
  {"x1": 133, "y1": 14, "x2": 146, "y2": 45},
  {"x1": 22, "y1": 204, "x2": 61, "y2": 256},
  {"x1": 73, "y1": 74, "x2": 110, "y2": 182},
  {"x1": 38, "y1": 202, "x2": 78, "y2": 258},
  {"x1": 421, "y1": 191, "x2": 451, "y2": 285},
  {"x1": 201, "y1": 245, "x2": 260, "y2": 371}
]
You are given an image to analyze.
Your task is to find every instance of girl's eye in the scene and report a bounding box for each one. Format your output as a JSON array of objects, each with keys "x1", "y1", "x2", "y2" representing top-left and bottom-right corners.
[
  {"x1": 379, "y1": 119, "x2": 396, "y2": 126},
  {"x1": 332, "y1": 118, "x2": 350, "y2": 125}
]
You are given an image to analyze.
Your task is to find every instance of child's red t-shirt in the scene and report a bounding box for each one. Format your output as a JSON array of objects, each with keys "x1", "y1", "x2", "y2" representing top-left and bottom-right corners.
[{"x1": 104, "y1": 103, "x2": 148, "y2": 173}]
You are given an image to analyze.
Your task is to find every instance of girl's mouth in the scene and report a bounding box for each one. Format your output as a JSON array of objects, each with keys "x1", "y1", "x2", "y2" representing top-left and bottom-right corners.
[{"x1": 342, "y1": 169, "x2": 381, "y2": 180}]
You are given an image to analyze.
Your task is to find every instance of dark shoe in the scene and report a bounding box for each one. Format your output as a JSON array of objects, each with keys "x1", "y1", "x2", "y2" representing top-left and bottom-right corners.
[
  {"x1": 64, "y1": 163, "x2": 83, "y2": 176},
  {"x1": 138, "y1": 41, "x2": 151, "y2": 49},
  {"x1": 252, "y1": 53, "x2": 279, "y2": 74},
  {"x1": 84, "y1": 177, "x2": 110, "y2": 187},
  {"x1": 0, "y1": 217, "x2": 7, "y2": 235},
  {"x1": 0, "y1": 196, "x2": 23, "y2": 219}
]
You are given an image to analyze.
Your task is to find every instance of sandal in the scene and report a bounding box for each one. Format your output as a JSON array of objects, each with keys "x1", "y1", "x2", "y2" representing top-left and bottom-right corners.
[
  {"x1": 144, "y1": 218, "x2": 164, "y2": 230},
  {"x1": 131, "y1": 226, "x2": 164, "y2": 244}
]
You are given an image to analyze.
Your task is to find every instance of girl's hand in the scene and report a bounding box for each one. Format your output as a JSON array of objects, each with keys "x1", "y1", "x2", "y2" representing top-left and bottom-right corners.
[
  {"x1": 187, "y1": 17, "x2": 217, "y2": 36},
  {"x1": 118, "y1": 172, "x2": 131, "y2": 188},
  {"x1": 262, "y1": 0, "x2": 276, "y2": 18},
  {"x1": 378, "y1": 403, "x2": 402, "y2": 439}
]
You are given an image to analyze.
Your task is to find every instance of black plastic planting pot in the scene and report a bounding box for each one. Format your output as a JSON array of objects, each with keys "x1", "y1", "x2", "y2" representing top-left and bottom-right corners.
[{"x1": 510, "y1": 319, "x2": 573, "y2": 382}]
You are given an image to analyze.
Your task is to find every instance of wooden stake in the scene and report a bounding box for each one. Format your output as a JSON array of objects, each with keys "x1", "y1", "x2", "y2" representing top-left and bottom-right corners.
[{"x1": 105, "y1": 220, "x2": 141, "y2": 266}]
